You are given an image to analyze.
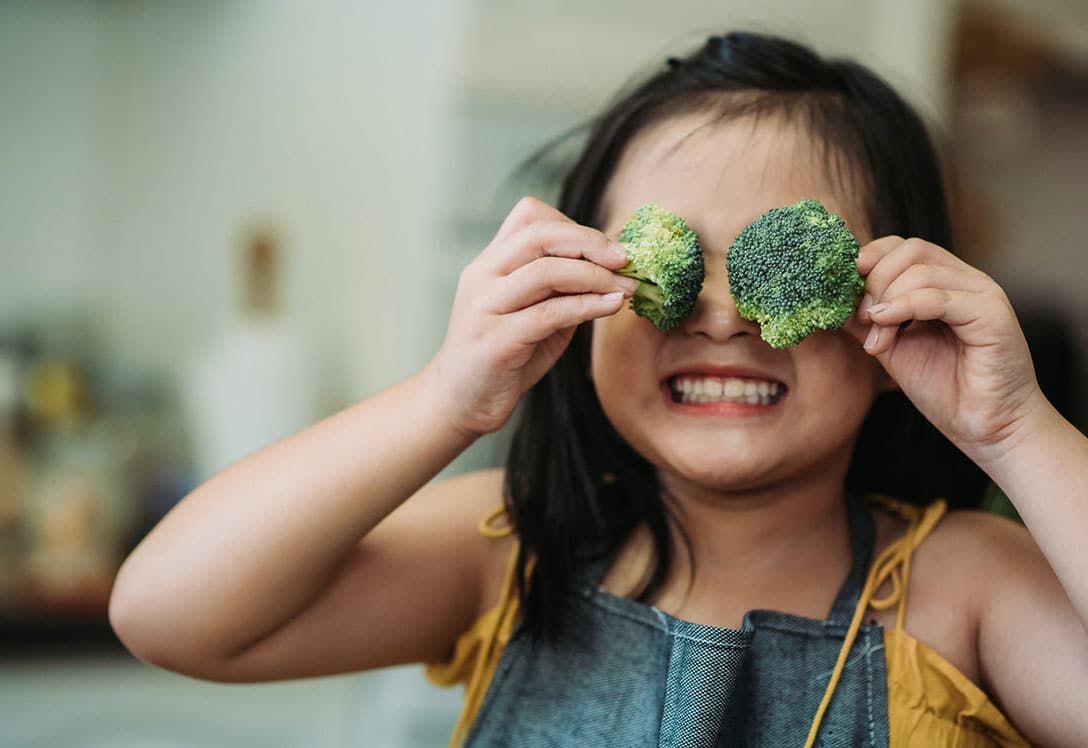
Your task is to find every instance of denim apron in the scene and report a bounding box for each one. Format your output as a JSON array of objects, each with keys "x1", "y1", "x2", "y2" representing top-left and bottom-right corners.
[{"x1": 462, "y1": 496, "x2": 889, "y2": 747}]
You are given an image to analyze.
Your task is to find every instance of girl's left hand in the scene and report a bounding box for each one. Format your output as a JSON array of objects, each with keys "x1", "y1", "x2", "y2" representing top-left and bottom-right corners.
[{"x1": 845, "y1": 236, "x2": 1046, "y2": 465}]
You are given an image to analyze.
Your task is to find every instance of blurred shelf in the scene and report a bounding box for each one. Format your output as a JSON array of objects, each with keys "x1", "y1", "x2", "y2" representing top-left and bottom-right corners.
[{"x1": 0, "y1": 609, "x2": 126, "y2": 661}]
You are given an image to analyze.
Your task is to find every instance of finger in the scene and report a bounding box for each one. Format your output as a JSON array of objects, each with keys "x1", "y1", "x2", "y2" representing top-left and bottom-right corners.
[
  {"x1": 862, "y1": 288, "x2": 994, "y2": 356},
  {"x1": 854, "y1": 235, "x2": 904, "y2": 276},
  {"x1": 491, "y1": 257, "x2": 639, "y2": 314},
  {"x1": 862, "y1": 320, "x2": 926, "y2": 357},
  {"x1": 872, "y1": 263, "x2": 992, "y2": 315},
  {"x1": 492, "y1": 196, "x2": 573, "y2": 244},
  {"x1": 507, "y1": 291, "x2": 627, "y2": 344},
  {"x1": 484, "y1": 220, "x2": 628, "y2": 276},
  {"x1": 858, "y1": 238, "x2": 977, "y2": 321},
  {"x1": 870, "y1": 288, "x2": 987, "y2": 327}
]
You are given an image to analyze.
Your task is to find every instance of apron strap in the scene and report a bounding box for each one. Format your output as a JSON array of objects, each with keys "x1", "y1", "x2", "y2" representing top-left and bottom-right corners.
[{"x1": 802, "y1": 497, "x2": 948, "y2": 748}]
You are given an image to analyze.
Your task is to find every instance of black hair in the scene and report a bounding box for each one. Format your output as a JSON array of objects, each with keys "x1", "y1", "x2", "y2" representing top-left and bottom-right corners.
[{"x1": 503, "y1": 31, "x2": 988, "y2": 644}]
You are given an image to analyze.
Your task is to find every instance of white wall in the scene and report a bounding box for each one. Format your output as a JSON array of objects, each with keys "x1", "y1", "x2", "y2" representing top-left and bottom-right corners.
[
  {"x1": 5, "y1": 2, "x2": 1081, "y2": 746},
  {"x1": 1, "y1": 0, "x2": 961, "y2": 408},
  {"x1": 0, "y1": 2, "x2": 103, "y2": 324},
  {"x1": 455, "y1": 0, "x2": 955, "y2": 118},
  {"x1": 2, "y1": 1, "x2": 465, "y2": 407}
]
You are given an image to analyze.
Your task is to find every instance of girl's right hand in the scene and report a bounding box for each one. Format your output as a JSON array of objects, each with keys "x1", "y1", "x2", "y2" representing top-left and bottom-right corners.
[{"x1": 424, "y1": 197, "x2": 638, "y2": 439}]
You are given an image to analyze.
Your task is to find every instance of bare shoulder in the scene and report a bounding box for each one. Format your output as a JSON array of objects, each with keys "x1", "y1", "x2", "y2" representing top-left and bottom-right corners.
[
  {"x1": 871, "y1": 503, "x2": 1054, "y2": 687},
  {"x1": 377, "y1": 467, "x2": 515, "y2": 617},
  {"x1": 925, "y1": 510, "x2": 1087, "y2": 745},
  {"x1": 876, "y1": 504, "x2": 1043, "y2": 600},
  {"x1": 923, "y1": 508, "x2": 1046, "y2": 585}
]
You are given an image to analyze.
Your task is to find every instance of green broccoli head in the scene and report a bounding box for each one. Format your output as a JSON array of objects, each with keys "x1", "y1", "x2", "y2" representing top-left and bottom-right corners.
[
  {"x1": 616, "y1": 203, "x2": 705, "y2": 330},
  {"x1": 726, "y1": 199, "x2": 864, "y2": 348}
]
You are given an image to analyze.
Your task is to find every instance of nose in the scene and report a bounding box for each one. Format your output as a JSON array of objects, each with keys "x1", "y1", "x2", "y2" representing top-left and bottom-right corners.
[{"x1": 679, "y1": 257, "x2": 761, "y2": 342}]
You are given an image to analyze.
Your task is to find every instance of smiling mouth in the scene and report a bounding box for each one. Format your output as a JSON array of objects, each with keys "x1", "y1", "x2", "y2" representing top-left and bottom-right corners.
[{"x1": 667, "y1": 375, "x2": 787, "y2": 406}]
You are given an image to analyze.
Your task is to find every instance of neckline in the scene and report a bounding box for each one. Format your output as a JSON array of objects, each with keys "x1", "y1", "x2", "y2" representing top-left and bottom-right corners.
[{"x1": 579, "y1": 492, "x2": 876, "y2": 634}]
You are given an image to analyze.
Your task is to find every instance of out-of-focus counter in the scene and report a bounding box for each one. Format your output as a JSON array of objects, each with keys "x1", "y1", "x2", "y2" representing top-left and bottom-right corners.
[{"x1": 0, "y1": 650, "x2": 460, "y2": 748}]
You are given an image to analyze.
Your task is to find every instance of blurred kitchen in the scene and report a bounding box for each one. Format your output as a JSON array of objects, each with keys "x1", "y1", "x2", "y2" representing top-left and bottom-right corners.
[{"x1": 1, "y1": 0, "x2": 1085, "y2": 746}]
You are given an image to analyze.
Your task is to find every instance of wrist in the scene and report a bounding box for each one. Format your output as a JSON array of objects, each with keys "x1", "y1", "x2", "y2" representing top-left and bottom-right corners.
[
  {"x1": 415, "y1": 359, "x2": 491, "y2": 446},
  {"x1": 971, "y1": 392, "x2": 1069, "y2": 486}
]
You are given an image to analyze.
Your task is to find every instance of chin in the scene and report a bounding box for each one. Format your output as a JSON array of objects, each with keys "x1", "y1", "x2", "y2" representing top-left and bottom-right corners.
[{"x1": 657, "y1": 451, "x2": 783, "y2": 493}]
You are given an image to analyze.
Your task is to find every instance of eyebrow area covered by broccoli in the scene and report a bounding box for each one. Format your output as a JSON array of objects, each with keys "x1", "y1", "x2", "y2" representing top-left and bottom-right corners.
[
  {"x1": 616, "y1": 203, "x2": 705, "y2": 331},
  {"x1": 726, "y1": 198, "x2": 865, "y2": 348}
]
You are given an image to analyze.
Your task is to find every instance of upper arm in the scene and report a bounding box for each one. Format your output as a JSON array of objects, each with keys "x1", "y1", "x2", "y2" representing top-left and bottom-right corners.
[
  {"x1": 972, "y1": 513, "x2": 1088, "y2": 746},
  {"x1": 201, "y1": 469, "x2": 513, "y2": 682}
]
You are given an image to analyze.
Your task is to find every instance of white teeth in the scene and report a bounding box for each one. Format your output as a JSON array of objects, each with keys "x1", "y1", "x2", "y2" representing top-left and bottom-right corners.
[
  {"x1": 723, "y1": 379, "x2": 745, "y2": 398},
  {"x1": 671, "y1": 376, "x2": 784, "y2": 405}
]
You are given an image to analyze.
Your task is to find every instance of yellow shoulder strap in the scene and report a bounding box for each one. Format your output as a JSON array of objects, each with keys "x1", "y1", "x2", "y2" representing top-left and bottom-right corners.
[
  {"x1": 445, "y1": 506, "x2": 528, "y2": 747},
  {"x1": 479, "y1": 504, "x2": 515, "y2": 538},
  {"x1": 801, "y1": 498, "x2": 947, "y2": 748}
]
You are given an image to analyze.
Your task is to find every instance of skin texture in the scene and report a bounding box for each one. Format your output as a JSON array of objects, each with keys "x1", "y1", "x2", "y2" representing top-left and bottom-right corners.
[
  {"x1": 593, "y1": 115, "x2": 887, "y2": 501},
  {"x1": 594, "y1": 113, "x2": 1088, "y2": 746},
  {"x1": 110, "y1": 110, "x2": 1088, "y2": 746}
]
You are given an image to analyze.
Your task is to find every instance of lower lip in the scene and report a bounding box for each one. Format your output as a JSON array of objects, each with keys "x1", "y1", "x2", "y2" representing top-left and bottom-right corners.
[{"x1": 660, "y1": 383, "x2": 787, "y2": 416}]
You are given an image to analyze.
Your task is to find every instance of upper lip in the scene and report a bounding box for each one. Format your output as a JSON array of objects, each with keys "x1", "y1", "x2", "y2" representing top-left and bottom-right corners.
[{"x1": 661, "y1": 363, "x2": 787, "y2": 386}]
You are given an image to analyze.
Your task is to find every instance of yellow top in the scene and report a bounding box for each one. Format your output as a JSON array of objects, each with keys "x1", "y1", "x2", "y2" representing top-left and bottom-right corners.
[{"x1": 426, "y1": 499, "x2": 1030, "y2": 747}]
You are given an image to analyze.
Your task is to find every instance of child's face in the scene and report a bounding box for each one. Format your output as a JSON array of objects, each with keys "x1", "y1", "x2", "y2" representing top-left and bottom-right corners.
[{"x1": 592, "y1": 111, "x2": 889, "y2": 495}]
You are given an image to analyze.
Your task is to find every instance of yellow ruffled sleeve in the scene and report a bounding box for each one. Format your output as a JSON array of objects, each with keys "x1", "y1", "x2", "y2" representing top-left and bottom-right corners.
[
  {"x1": 869, "y1": 497, "x2": 1031, "y2": 747},
  {"x1": 423, "y1": 506, "x2": 526, "y2": 747},
  {"x1": 885, "y1": 628, "x2": 1030, "y2": 747}
]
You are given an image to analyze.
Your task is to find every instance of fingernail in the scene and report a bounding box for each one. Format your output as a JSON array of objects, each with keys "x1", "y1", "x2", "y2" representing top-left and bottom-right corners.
[
  {"x1": 860, "y1": 294, "x2": 873, "y2": 315},
  {"x1": 615, "y1": 276, "x2": 641, "y2": 295},
  {"x1": 867, "y1": 302, "x2": 888, "y2": 316},
  {"x1": 601, "y1": 291, "x2": 625, "y2": 304},
  {"x1": 864, "y1": 326, "x2": 880, "y2": 350},
  {"x1": 610, "y1": 241, "x2": 629, "y2": 260}
]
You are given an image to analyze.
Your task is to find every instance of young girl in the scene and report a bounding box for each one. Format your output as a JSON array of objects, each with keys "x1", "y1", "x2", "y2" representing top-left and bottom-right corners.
[{"x1": 110, "y1": 32, "x2": 1088, "y2": 747}]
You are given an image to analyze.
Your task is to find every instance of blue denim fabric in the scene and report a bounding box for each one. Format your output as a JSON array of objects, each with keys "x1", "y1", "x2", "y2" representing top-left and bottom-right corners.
[{"x1": 463, "y1": 496, "x2": 889, "y2": 747}]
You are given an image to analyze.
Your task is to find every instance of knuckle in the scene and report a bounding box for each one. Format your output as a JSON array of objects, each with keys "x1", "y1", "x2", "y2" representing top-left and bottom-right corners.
[
  {"x1": 514, "y1": 195, "x2": 546, "y2": 218},
  {"x1": 589, "y1": 226, "x2": 613, "y2": 249},
  {"x1": 512, "y1": 219, "x2": 548, "y2": 250},
  {"x1": 575, "y1": 293, "x2": 594, "y2": 316},
  {"x1": 868, "y1": 235, "x2": 901, "y2": 255},
  {"x1": 593, "y1": 265, "x2": 616, "y2": 287},
  {"x1": 927, "y1": 287, "x2": 950, "y2": 306},
  {"x1": 903, "y1": 237, "x2": 931, "y2": 256},
  {"x1": 536, "y1": 299, "x2": 566, "y2": 329},
  {"x1": 532, "y1": 257, "x2": 562, "y2": 285},
  {"x1": 865, "y1": 265, "x2": 889, "y2": 290},
  {"x1": 457, "y1": 263, "x2": 479, "y2": 290},
  {"x1": 907, "y1": 263, "x2": 937, "y2": 285},
  {"x1": 870, "y1": 235, "x2": 903, "y2": 254},
  {"x1": 498, "y1": 197, "x2": 547, "y2": 240}
]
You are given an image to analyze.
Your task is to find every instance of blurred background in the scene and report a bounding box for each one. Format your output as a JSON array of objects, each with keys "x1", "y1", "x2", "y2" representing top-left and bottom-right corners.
[{"x1": 1, "y1": 0, "x2": 1085, "y2": 746}]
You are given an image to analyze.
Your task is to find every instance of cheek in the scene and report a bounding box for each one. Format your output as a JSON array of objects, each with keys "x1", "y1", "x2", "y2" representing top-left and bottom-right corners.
[
  {"x1": 590, "y1": 312, "x2": 650, "y2": 381},
  {"x1": 590, "y1": 315, "x2": 663, "y2": 431},
  {"x1": 796, "y1": 332, "x2": 884, "y2": 407}
]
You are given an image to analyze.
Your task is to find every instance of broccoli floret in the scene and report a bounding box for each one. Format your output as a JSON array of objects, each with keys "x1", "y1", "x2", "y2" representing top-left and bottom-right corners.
[
  {"x1": 726, "y1": 199, "x2": 864, "y2": 348},
  {"x1": 617, "y1": 204, "x2": 705, "y2": 330}
]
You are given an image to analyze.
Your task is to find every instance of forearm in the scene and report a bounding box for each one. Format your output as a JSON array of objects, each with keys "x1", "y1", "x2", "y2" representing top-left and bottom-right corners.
[
  {"x1": 976, "y1": 397, "x2": 1088, "y2": 629},
  {"x1": 110, "y1": 367, "x2": 475, "y2": 660}
]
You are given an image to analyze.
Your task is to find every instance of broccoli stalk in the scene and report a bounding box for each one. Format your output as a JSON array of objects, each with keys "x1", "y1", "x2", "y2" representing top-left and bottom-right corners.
[
  {"x1": 616, "y1": 204, "x2": 705, "y2": 330},
  {"x1": 726, "y1": 199, "x2": 864, "y2": 348}
]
